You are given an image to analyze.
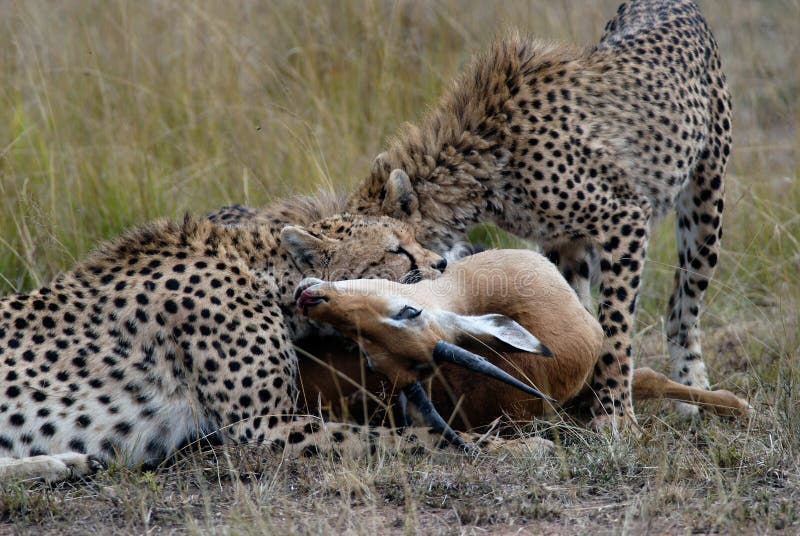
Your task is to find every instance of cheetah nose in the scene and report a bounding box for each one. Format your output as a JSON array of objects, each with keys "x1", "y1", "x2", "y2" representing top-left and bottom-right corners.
[{"x1": 432, "y1": 258, "x2": 448, "y2": 273}]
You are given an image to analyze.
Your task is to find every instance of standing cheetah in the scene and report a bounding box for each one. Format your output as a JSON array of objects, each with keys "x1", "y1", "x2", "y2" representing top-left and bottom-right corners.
[
  {"x1": 348, "y1": 0, "x2": 731, "y2": 428},
  {"x1": 0, "y1": 194, "x2": 454, "y2": 482}
]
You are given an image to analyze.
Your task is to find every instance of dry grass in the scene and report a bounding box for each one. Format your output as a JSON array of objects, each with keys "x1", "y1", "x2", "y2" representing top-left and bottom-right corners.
[{"x1": 1, "y1": 0, "x2": 798, "y2": 534}]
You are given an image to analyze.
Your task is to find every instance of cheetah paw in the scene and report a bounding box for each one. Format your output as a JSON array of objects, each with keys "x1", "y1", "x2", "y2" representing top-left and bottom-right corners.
[
  {"x1": 476, "y1": 435, "x2": 555, "y2": 456},
  {"x1": 490, "y1": 436, "x2": 555, "y2": 456},
  {"x1": 49, "y1": 453, "x2": 105, "y2": 482},
  {"x1": 587, "y1": 413, "x2": 639, "y2": 436},
  {"x1": 673, "y1": 400, "x2": 702, "y2": 419}
]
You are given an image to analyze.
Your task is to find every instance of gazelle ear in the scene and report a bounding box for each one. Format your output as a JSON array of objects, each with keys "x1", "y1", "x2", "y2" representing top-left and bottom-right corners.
[
  {"x1": 382, "y1": 169, "x2": 419, "y2": 218},
  {"x1": 280, "y1": 226, "x2": 330, "y2": 270},
  {"x1": 449, "y1": 313, "x2": 553, "y2": 357}
]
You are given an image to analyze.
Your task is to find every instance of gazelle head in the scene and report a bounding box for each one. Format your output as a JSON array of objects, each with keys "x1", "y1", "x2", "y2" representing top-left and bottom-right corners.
[
  {"x1": 295, "y1": 277, "x2": 553, "y2": 397},
  {"x1": 295, "y1": 276, "x2": 554, "y2": 448}
]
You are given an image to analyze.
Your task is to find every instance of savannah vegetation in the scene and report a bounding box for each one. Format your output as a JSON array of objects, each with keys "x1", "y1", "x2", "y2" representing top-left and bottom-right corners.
[{"x1": 0, "y1": 0, "x2": 798, "y2": 533}]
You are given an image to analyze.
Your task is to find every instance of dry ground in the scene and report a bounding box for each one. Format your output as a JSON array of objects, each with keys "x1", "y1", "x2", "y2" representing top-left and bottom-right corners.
[{"x1": 1, "y1": 1, "x2": 798, "y2": 534}]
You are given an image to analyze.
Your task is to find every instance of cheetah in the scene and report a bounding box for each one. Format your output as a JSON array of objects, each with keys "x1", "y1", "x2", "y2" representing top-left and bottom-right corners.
[
  {"x1": 347, "y1": 0, "x2": 731, "y2": 429},
  {"x1": 0, "y1": 194, "x2": 454, "y2": 482}
]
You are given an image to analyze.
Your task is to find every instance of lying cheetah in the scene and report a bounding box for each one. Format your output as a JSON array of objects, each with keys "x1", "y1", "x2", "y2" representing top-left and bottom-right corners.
[
  {"x1": 347, "y1": 0, "x2": 731, "y2": 428},
  {"x1": 0, "y1": 194, "x2": 452, "y2": 482}
]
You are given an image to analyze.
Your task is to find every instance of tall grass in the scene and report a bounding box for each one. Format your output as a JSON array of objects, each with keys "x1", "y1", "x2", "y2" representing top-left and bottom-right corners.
[
  {"x1": 1, "y1": 0, "x2": 798, "y2": 532},
  {"x1": 3, "y1": 1, "x2": 794, "y2": 292}
]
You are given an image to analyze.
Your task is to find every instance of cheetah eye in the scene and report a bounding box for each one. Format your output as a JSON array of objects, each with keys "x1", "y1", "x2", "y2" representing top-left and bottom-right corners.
[
  {"x1": 388, "y1": 246, "x2": 417, "y2": 265},
  {"x1": 393, "y1": 305, "x2": 422, "y2": 320}
]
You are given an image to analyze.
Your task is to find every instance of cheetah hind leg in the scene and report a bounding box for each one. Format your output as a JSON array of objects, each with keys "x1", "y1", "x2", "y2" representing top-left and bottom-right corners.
[
  {"x1": 667, "y1": 78, "x2": 730, "y2": 418},
  {"x1": 265, "y1": 417, "x2": 457, "y2": 458},
  {"x1": 667, "y1": 154, "x2": 726, "y2": 417},
  {"x1": 0, "y1": 453, "x2": 105, "y2": 484}
]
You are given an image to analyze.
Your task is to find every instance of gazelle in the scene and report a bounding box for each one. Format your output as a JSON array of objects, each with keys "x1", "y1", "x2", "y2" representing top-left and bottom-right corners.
[{"x1": 296, "y1": 249, "x2": 750, "y2": 440}]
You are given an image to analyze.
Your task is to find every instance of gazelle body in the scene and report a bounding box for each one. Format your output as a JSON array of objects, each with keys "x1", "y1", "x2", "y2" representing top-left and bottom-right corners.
[{"x1": 298, "y1": 250, "x2": 750, "y2": 428}]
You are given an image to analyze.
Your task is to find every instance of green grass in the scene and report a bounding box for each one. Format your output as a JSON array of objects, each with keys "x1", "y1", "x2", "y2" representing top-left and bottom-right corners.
[{"x1": 1, "y1": 0, "x2": 799, "y2": 533}]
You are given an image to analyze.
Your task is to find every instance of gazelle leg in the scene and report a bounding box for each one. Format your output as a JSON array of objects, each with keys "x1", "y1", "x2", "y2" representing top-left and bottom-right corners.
[{"x1": 632, "y1": 367, "x2": 750, "y2": 417}]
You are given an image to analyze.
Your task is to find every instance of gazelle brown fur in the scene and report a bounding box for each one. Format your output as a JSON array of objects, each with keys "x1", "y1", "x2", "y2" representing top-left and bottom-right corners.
[{"x1": 297, "y1": 250, "x2": 750, "y2": 429}]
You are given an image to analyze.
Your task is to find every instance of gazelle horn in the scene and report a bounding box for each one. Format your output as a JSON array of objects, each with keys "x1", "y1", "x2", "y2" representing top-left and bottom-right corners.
[
  {"x1": 401, "y1": 381, "x2": 474, "y2": 452},
  {"x1": 432, "y1": 340, "x2": 556, "y2": 403}
]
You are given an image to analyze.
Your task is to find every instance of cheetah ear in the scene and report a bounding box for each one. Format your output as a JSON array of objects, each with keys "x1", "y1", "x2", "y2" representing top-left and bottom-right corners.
[
  {"x1": 280, "y1": 226, "x2": 331, "y2": 270},
  {"x1": 382, "y1": 169, "x2": 419, "y2": 218},
  {"x1": 371, "y1": 152, "x2": 392, "y2": 176}
]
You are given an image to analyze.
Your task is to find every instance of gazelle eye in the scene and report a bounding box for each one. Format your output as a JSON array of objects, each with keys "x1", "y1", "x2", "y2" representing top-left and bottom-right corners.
[{"x1": 393, "y1": 305, "x2": 422, "y2": 320}]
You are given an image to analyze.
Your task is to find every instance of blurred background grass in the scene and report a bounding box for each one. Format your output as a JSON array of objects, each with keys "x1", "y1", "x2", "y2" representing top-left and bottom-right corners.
[
  {"x1": 0, "y1": 1, "x2": 796, "y2": 291},
  {"x1": 1, "y1": 1, "x2": 798, "y2": 532}
]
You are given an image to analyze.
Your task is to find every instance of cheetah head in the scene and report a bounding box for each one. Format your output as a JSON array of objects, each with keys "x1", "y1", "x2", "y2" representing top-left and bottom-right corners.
[{"x1": 280, "y1": 215, "x2": 447, "y2": 284}]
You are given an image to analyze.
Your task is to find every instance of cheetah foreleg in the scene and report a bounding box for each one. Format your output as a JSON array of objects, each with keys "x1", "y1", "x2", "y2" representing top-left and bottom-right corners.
[{"x1": 263, "y1": 416, "x2": 552, "y2": 458}]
